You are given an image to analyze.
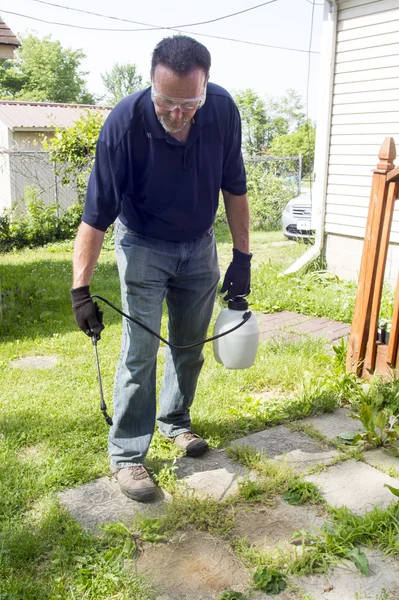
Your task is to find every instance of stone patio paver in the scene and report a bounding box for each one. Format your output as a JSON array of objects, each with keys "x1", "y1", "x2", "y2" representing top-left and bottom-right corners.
[
  {"x1": 232, "y1": 499, "x2": 325, "y2": 550},
  {"x1": 175, "y1": 449, "x2": 253, "y2": 500},
  {"x1": 58, "y1": 476, "x2": 170, "y2": 531},
  {"x1": 302, "y1": 407, "x2": 364, "y2": 441},
  {"x1": 59, "y1": 407, "x2": 399, "y2": 599},
  {"x1": 291, "y1": 548, "x2": 399, "y2": 600},
  {"x1": 305, "y1": 459, "x2": 399, "y2": 514},
  {"x1": 364, "y1": 448, "x2": 399, "y2": 477},
  {"x1": 230, "y1": 425, "x2": 338, "y2": 470}
]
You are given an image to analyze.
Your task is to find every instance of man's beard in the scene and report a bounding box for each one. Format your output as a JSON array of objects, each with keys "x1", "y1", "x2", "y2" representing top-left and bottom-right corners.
[{"x1": 157, "y1": 114, "x2": 190, "y2": 134}]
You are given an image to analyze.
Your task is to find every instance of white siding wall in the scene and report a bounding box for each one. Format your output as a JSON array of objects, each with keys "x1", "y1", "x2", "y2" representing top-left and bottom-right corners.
[{"x1": 325, "y1": 0, "x2": 399, "y2": 282}]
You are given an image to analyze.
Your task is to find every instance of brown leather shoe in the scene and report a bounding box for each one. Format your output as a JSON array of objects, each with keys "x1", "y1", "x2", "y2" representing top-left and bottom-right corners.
[
  {"x1": 112, "y1": 465, "x2": 157, "y2": 502},
  {"x1": 168, "y1": 432, "x2": 209, "y2": 457}
]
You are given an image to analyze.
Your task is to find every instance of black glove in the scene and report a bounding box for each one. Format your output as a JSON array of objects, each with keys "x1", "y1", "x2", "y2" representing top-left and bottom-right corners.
[
  {"x1": 71, "y1": 285, "x2": 104, "y2": 338},
  {"x1": 220, "y1": 248, "x2": 252, "y2": 301}
]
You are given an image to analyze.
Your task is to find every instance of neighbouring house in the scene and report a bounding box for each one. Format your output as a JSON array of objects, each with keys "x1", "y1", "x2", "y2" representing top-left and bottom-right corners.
[
  {"x1": 287, "y1": 0, "x2": 399, "y2": 285},
  {"x1": 0, "y1": 18, "x2": 20, "y2": 59},
  {"x1": 0, "y1": 101, "x2": 111, "y2": 212}
]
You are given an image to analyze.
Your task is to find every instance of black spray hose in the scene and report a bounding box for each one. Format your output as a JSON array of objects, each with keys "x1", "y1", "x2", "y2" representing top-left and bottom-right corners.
[{"x1": 90, "y1": 294, "x2": 252, "y2": 426}]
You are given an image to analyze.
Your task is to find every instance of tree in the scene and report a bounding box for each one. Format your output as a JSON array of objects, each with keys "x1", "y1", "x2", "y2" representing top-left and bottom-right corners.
[
  {"x1": 45, "y1": 111, "x2": 106, "y2": 200},
  {"x1": 269, "y1": 120, "x2": 316, "y2": 176},
  {"x1": 0, "y1": 34, "x2": 95, "y2": 103},
  {"x1": 234, "y1": 89, "x2": 295, "y2": 156},
  {"x1": 268, "y1": 89, "x2": 305, "y2": 134},
  {"x1": 101, "y1": 63, "x2": 146, "y2": 105},
  {"x1": 234, "y1": 89, "x2": 268, "y2": 156}
]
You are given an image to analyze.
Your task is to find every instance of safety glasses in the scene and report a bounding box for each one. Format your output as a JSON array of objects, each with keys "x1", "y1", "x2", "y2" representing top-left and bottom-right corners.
[{"x1": 151, "y1": 84, "x2": 206, "y2": 112}]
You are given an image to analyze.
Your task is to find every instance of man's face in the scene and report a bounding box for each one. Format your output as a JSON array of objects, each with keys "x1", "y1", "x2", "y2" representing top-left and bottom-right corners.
[{"x1": 151, "y1": 65, "x2": 207, "y2": 134}]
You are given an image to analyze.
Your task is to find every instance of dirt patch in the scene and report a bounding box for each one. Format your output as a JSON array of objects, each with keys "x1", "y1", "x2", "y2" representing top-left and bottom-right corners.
[{"x1": 136, "y1": 530, "x2": 249, "y2": 600}]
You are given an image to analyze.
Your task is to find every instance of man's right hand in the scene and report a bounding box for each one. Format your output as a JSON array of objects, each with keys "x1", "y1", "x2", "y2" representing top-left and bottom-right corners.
[{"x1": 71, "y1": 285, "x2": 104, "y2": 337}]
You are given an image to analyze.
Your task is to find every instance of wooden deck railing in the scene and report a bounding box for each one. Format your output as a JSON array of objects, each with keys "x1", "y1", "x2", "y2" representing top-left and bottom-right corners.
[{"x1": 346, "y1": 137, "x2": 399, "y2": 378}]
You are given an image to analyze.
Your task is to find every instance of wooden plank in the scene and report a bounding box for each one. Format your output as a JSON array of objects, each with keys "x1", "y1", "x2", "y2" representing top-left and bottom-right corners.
[
  {"x1": 346, "y1": 138, "x2": 396, "y2": 375},
  {"x1": 326, "y1": 193, "x2": 371, "y2": 207},
  {"x1": 332, "y1": 112, "x2": 399, "y2": 124},
  {"x1": 329, "y1": 144, "x2": 386, "y2": 155},
  {"x1": 363, "y1": 343, "x2": 392, "y2": 380},
  {"x1": 333, "y1": 90, "x2": 399, "y2": 104},
  {"x1": 327, "y1": 204, "x2": 369, "y2": 218},
  {"x1": 364, "y1": 179, "x2": 397, "y2": 373},
  {"x1": 329, "y1": 154, "x2": 380, "y2": 165},
  {"x1": 385, "y1": 185, "x2": 399, "y2": 366},
  {"x1": 331, "y1": 123, "x2": 399, "y2": 136},
  {"x1": 338, "y1": 6, "x2": 399, "y2": 33},
  {"x1": 335, "y1": 43, "x2": 399, "y2": 63},
  {"x1": 337, "y1": 17, "x2": 399, "y2": 42},
  {"x1": 335, "y1": 55, "x2": 399, "y2": 74},
  {"x1": 338, "y1": 0, "x2": 399, "y2": 21},
  {"x1": 337, "y1": 31, "x2": 399, "y2": 53},
  {"x1": 331, "y1": 132, "x2": 399, "y2": 144},
  {"x1": 325, "y1": 213, "x2": 367, "y2": 228},
  {"x1": 328, "y1": 164, "x2": 378, "y2": 176},
  {"x1": 328, "y1": 174, "x2": 373, "y2": 186},
  {"x1": 326, "y1": 183, "x2": 371, "y2": 196},
  {"x1": 387, "y1": 166, "x2": 399, "y2": 183},
  {"x1": 335, "y1": 66, "x2": 399, "y2": 84},
  {"x1": 333, "y1": 100, "x2": 399, "y2": 114},
  {"x1": 325, "y1": 222, "x2": 365, "y2": 237},
  {"x1": 334, "y1": 79, "x2": 399, "y2": 95}
]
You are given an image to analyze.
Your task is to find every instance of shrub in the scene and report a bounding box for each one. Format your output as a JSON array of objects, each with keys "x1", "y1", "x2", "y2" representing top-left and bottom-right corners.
[
  {"x1": 215, "y1": 166, "x2": 296, "y2": 233},
  {"x1": 0, "y1": 185, "x2": 82, "y2": 252},
  {"x1": 246, "y1": 162, "x2": 296, "y2": 230}
]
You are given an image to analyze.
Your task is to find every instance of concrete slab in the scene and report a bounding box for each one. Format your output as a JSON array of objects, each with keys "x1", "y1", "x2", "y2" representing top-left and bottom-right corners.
[
  {"x1": 364, "y1": 448, "x2": 399, "y2": 478},
  {"x1": 232, "y1": 499, "x2": 325, "y2": 550},
  {"x1": 291, "y1": 548, "x2": 399, "y2": 600},
  {"x1": 58, "y1": 476, "x2": 169, "y2": 531},
  {"x1": 302, "y1": 408, "x2": 364, "y2": 442},
  {"x1": 306, "y1": 460, "x2": 399, "y2": 515},
  {"x1": 135, "y1": 531, "x2": 250, "y2": 600},
  {"x1": 230, "y1": 426, "x2": 338, "y2": 471},
  {"x1": 175, "y1": 449, "x2": 252, "y2": 501}
]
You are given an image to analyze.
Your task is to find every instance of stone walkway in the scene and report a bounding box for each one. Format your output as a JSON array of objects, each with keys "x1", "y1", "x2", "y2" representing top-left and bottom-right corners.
[{"x1": 59, "y1": 408, "x2": 399, "y2": 600}]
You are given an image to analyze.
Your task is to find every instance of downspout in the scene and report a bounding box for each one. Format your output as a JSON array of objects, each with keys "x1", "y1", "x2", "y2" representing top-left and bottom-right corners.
[{"x1": 283, "y1": 0, "x2": 338, "y2": 275}]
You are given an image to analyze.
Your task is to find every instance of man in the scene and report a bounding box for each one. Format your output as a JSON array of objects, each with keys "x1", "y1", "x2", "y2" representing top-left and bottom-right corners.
[{"x1": 71, "y1": 35, "x2": 251, "y2": 502}]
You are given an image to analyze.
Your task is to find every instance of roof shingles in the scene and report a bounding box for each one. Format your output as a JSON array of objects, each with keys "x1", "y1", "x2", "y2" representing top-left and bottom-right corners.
[{"x1": 0, "y1": 18, "x2": 21, "y2": 47}]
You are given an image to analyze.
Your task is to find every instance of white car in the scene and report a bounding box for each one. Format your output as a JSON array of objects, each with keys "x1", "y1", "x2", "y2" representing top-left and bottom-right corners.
[{"x1": 282, "y1": 192, "x2": 314, "y2": 240}]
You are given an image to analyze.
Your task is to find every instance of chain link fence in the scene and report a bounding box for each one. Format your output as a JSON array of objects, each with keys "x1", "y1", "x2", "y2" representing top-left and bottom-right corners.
[
  {"x1": 0, "y1": 149, "x2": 79, "y2": 214},
  {"x1": 245, "y1": 154, "x2": 302, "y2": 196},
  {"x1": 0, "y1": 149, "x2": 302, "y2": 231}
]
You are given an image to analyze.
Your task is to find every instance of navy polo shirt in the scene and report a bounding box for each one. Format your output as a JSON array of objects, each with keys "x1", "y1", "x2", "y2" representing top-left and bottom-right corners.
[{"x1": 82, "y1": 82, "x2": 247, "y2": 241}]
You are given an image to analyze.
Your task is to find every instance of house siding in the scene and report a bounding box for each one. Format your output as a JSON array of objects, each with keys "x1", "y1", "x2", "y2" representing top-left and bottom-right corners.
[{"x1": 324, "y1": 0, "x2": 399, "y2": 283}]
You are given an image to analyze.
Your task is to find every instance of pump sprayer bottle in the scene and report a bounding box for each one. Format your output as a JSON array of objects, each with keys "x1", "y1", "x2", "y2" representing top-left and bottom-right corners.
[{"x1": 213, "y1": 297, "x2": 259, "y2": 369}]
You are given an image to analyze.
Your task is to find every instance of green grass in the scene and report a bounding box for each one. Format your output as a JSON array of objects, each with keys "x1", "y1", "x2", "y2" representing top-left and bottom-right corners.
[{"x1": 0, "y1": 230, "x2": 397, "y2": 598}]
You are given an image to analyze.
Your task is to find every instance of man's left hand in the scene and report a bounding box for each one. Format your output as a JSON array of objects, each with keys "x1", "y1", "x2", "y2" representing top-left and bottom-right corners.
[{"x1": 220, "y1": 248, "x2": 252, "y2": 300}]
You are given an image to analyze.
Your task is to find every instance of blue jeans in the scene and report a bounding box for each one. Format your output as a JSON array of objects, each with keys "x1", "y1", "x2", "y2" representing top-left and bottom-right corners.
[{"x1": 109, "y1": 219, "x2": 220, "y2": 467}]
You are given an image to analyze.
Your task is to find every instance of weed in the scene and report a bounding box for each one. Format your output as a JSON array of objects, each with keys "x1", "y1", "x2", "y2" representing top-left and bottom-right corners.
[
  {"x1": 238, "y1": 479, "x2": 265, "y2": 502},
  {"x1": 350, "y1": 405, "x2": 399, "y2": 448},
  {"x1": 282, "y1": 480, "x2": 323, "y2": 505},
  {"x1": 217, "y1": 592, "x2": 246, "y2": 600},
  {"x1": 253, "y1": 566, "x2": 287, "y2": 594}
]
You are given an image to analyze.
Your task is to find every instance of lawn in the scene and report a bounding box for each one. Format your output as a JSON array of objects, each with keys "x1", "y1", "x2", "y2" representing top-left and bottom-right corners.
[{"x1": 0, "y1": 230, "x2": 395, "y2": 598}]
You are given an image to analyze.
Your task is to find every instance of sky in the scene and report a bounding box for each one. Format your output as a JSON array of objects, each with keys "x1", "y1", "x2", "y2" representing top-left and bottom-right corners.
[{"x1": 1, "y1": 0, "x2": 325, "y2": 120}]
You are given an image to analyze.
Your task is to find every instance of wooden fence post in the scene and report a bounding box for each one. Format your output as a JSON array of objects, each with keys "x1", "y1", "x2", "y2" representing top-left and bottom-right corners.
[{"x1": 346, "y1": 137, "x2": 396, "y2": 376}]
